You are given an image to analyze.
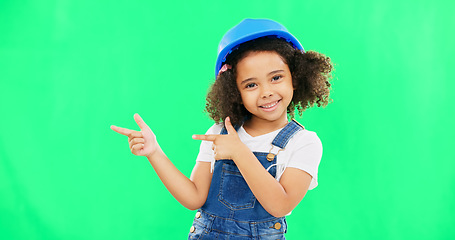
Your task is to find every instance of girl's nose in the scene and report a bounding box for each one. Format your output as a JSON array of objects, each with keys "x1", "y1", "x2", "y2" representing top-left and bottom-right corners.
[
  {"x1": 261, "y1": 84, "x2": 274, "y2": 98},
  {"x1": 261, "y1": 91, "x2": 274, "y2": 98}
]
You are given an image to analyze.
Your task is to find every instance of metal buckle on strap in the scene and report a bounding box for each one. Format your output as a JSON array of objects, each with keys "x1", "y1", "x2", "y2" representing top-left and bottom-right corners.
[{"x1": 267, "y1": 144, "x2": 284, "y2": 161}]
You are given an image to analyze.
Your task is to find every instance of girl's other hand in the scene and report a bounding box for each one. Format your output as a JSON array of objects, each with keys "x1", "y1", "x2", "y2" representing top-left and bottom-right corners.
[
  {"x1": 192, "y1": 117, "x2": 246, "y2": 160},
  {"x1": 110, "y1": 113, "x2": 158, "y2": 158}
]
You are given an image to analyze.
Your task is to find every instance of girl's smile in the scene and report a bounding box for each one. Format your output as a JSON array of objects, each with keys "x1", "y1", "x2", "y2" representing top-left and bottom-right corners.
[
  {"x1": 259, "y1": 99, "x2": 281, "y2": 111},
  {"x1": 236, "y1": 51, "x2": 294, "y2": 133}
]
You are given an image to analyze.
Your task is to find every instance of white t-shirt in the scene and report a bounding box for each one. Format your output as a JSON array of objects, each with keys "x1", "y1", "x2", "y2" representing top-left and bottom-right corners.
[{"x1": 196, "y1": 122, "x2": 322, "y2": 190}]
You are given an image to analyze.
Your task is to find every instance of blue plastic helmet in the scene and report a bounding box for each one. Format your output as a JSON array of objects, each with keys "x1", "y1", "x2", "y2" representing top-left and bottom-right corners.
[{"x1": 215, "y1": 18, "x2": 304, "y2": 77}]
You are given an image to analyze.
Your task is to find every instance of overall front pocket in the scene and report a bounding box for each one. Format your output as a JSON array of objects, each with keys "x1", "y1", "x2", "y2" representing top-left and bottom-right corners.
[{"x1": 218, "y1": 162, "x2": 256, "y2": 210}]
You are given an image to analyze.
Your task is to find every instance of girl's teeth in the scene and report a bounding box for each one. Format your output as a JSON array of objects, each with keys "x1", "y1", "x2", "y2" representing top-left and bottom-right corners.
[{"x1": 262, "y1": 101, "x2": 278, "y2": 108}]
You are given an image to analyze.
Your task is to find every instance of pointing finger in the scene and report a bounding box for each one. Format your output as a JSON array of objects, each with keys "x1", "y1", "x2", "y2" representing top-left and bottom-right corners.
[
  {"x1": 111, "y1": 125, "x2": 134, "y2": 136},
  {"x1": 224, "y1": 117, "x2": 236, "y2": 135},
  {"x1": 192, "y1": 134, "x2": 218, "y2": 142},
  {"x1": 134, "y1": 113, "x2": 150, "y2": 130}
]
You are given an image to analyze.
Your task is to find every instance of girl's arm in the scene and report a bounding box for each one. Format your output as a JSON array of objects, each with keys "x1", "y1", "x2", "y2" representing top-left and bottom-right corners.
[
  {"x1": 193, "y1": 117, "x2": 312, "y2": 217},
  {"x1": 111, "y1": 114, "x2": 212, "y2": 210},
  {"x1": 231, "y1": 146, "x2": 312, "y2": 217},
  {"x1": 146, "y1": 148, "x2": 212, "y2": 210}
]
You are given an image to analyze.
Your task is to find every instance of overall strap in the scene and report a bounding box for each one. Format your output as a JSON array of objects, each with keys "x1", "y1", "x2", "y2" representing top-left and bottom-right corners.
[{"x1": 271, "y1": 119, "x2": 304, "y2": 149}]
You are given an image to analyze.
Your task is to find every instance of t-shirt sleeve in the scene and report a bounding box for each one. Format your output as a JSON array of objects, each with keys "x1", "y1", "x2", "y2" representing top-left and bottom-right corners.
[
  {"x1": 195, "y1": 124, "x2": 221, "y2": 163},
  {"x1": 287, "y1": 131, "x2": 322, "y2": 190}
]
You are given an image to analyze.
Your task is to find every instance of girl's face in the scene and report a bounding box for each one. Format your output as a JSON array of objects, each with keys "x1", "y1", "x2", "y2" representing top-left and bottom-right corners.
[{"x1": 236, "y1": 51, "x2": 294, "y2": 127}]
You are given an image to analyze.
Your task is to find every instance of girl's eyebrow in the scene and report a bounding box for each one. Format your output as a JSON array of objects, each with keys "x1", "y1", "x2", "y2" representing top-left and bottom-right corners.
[
  {"x1": 240, "y1": 78, "x2": 255, "y2": 85},
  {"x1": 268, "y1": 70, "x2": 285, "y2": 76},
  {"x1": 240, "y1": 70, "x2": 285, "y2": 85}
]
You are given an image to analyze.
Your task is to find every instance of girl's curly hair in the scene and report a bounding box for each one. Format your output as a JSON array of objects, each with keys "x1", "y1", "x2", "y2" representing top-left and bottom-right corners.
[{"x1": 206, "y1": 37, "x2": 333, "y2": 126}]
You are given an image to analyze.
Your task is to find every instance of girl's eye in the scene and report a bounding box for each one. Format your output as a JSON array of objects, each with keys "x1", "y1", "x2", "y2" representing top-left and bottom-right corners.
[
  {"x1": 272, "y1": 75, "x2": 282, "y2": 81},
  {"x1": 246, "y1": 83, "x2": 257, "y2": 89}
]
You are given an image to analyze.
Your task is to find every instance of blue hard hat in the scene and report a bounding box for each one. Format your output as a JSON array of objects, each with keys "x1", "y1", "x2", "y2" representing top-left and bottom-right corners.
[{"x1": 215, "y1": 18, "x2": 304, "y2": 77}]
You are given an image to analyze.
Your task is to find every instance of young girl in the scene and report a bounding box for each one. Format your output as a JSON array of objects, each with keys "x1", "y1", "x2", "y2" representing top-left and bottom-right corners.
[{"x1": 111, "y1": 18, "x2": 332, "y2": 239}]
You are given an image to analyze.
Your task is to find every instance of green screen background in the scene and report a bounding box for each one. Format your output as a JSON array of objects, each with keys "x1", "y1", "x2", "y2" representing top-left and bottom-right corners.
[{"x1": 1, "y1": 0, "x2": 454, "y2": 239}]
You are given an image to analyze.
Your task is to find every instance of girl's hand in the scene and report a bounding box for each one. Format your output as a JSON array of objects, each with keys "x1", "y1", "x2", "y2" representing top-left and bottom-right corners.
[
  {"x1": 192, "y1": 117, "x2": 246, "y2": 160},
  {"x1": 110, "y1": 113, "x2": 158, "y2": 158}
]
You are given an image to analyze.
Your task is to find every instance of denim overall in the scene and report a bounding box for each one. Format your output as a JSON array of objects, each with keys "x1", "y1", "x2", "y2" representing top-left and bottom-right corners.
[{"x1": 189, "y1": 120, "x2": 304, "y2": 240}]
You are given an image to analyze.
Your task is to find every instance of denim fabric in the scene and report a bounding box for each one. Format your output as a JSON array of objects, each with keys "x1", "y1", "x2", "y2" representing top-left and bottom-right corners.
[
  {"x1": 189, "y1": 120, "x2": 303, "y2": 239},
  {"x1": 188, "y1": 210, "x2": 287, "y2": 240},
  {"x1": 271, "y1": 120, "x2": 304, "y2": 148}
]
